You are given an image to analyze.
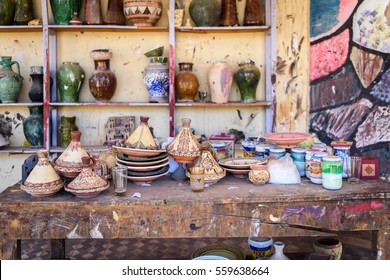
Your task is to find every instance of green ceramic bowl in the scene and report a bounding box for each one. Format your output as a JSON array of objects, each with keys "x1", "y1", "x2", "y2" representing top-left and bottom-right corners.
[{"x1": 144, "y1": 46, "x2": 164, "y2": 57}]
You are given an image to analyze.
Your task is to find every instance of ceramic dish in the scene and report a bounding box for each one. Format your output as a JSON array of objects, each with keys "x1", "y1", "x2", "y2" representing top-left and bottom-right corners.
[
  {"x1": 219, "y1": 158, "x2": 267, "y2": 169},
  {"x1": 192, "y1": 255, "x2": 229, "y2": 260},
  {"x1": 126, "y1": 170, "x2": 170, "y2": 185},
  {"x1": 116, "y1": 158, "x2": 169, "y2": 170},
  {"x1": 113, "y1": 146, "x2": 166, "y2": 157},
  {"x1": 223, "y1": 167, "x2": 251, "y2": 178},
  {"x1": 262, "y1": 132, "x2": 311, "y2": 148},
  {"x1": 126, "y1": 164, "x2": 169, "y2": 177},
  {"x1": 117, "y1": 152, "x2": 168, "y2": 162},
  {"x1": 116, "y1": 153, "x2": 168, "y2": 165},
  {"x1": 191, "y1": 244, "x2": 245, "y2": 260}
]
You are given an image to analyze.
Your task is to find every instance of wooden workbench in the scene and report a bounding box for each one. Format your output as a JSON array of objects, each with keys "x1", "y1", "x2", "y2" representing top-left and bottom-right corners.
[{"x1": 0, "y1": 175, "x2": 389, "y2": 259}]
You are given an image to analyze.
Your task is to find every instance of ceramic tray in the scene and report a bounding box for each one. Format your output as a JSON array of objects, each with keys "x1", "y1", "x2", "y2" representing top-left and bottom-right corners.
[
  {"x1": 113, "y1": 146, "x2": 166, "y2": 157},
  {"x1": 262, "y1": 132, "x2": 311, "y2": 148},
  {"x1": 219, "y1": 158, "x2": 267, "y2": 169},
  {"x1": 126, "y1": 170, "x2": 170, "y2": 185},
  {"x1": 191, "y1": 244, "x2": 245, "y2": 260}
]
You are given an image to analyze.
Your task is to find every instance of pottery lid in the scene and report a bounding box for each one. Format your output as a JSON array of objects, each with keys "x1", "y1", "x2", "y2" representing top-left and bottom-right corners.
[
  {"x1": 189, "y1": 147, "x2": 226, "y2": 183},
  {"x1": 167, "y1": 118, "x2": 201, "y2": 157},
  {"x1": 55, "y1": 131, "x2": 90, "y2": 168},
  {"x1": 124, "y1": 116, "x2": 158, "y2": 150},
  {"x1": 330, "y1": 138, "x2": 352, "y2": 147},
  {"x1": 66, "y1": 157, "x2": 109, "y2": 192}
]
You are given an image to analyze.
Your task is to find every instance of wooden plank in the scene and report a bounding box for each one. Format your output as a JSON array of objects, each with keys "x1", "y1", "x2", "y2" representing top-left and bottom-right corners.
[
  {"x1": 175, "y1": 101, "x2": 272, "y2": 107},
  {"x1": 48, "y1": 26, "x2": 168, "y2": 32},
  {"x1": 1, "y1": 240, "x2": 21, "y2": 260},
  {"x1": 377, "y1": 227, "x2": 390, "y2": 260},
  {"x1": 177, "y1": 26, "x2": 270, "y2": 33},
  {"x1": 50, "y1": 239, "x2": 65, "y2": 259}
]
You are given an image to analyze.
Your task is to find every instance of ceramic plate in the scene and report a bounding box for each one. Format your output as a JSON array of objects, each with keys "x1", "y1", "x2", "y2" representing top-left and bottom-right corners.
[
  {"x1": 219, "y1": 158, "x2": 267, "y2": 169},
  {"x1": 116, "y1": 157, "x2": 169, "y2": 169},
  {"x1": 262, "y1": 132, "x2": 311, "y2": 148},
  {"x1": 126, "y1": 170, "x2": 170, "y2": 185},
  {"x1": 113, "y1": 146, "x2": 166, "y2": 157},
  {"x1": 116, "y1": 153, "x2": 168, "y2": 165},
  {"x1": 125, "y1": 164, "x2": 169, "y2": 176},
  {"x1": 223, "y1": 167, "x2": 251, "y2": 178},
  {"x1": 191, "y1": 244, "x2": 245, "y2": 260}
]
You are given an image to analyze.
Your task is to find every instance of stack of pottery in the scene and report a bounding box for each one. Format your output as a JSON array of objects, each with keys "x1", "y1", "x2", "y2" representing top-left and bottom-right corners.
[
  {"x1": 219, "y1": 157, "x2": 267, "y2": 178},
  {"x1": 20, "y1": 150, "x2": 64, "y2": 197},
  {"x1": 167, "y1": 118, "x2": 201, "y2": 163},
  {"x1": 186, "y1": 143, "x2": 225, "y2": 185},
  {"x1": 53, "y1": 131, "x2": 94, "y2": 179},
  {"x1": 65, "y1": 156, "x2": 109, "y2": 198}
]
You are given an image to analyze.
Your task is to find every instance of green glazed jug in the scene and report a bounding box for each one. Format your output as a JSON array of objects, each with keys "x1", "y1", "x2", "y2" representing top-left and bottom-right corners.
[
  {"x1": 0, "y1": 0, "x2": 15, "y2": 25},
  {"x1": 0, "y1": 56, "x2": 23, "y2": 103}
]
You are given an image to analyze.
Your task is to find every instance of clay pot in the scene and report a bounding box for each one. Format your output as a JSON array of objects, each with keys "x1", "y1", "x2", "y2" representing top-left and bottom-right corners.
[
  {"x1": 59, "y1": 116, "x2": 78, "y2": 148},
  {"x1": 105, "y1": 0, "x2": 126, "y2": 25},
  {"x1": 89, "y1": 49, "x2": 117, "y2": 102},
  {"x1": 56, "y1": 62, "x2": 85, "y2": 103},
  {"x1": 175, "y1": 62, "x2": 199, "y2": 102},
  {"x1": 313, "y1": 237, "x2": 342, "y2": 260},
  {"x1": 50, "y1": 0, "x2": 82, "y2": 25},
  {"x1": 20, "y1": 150, "x2": 64, "y2": 197},
  {"x1": 23, "y1": 106, "x2": 44, "y2": 148},
  {"x1": 0, "y1": 0, "x2": 15, "y2": 25},
  {"x1": 14, "y1": 0, "x2": 33, "y2": 25},
  {"x1": 208, "y1": 61, "x2": 233, "y2": 104},
  {"x1": 248, "y1": 164, "x2": 270, "y2": 185},
  {"x1": 235, "y1": 59, "x2": 260, "y2": 103},
  {"x1": 189, "y1": 0, "x2": 221, "y2": 27},
  {"x1": 0, "y1": 56, "x2": 23, "y2": 103},
  {"x1": 167, "y1": 118, "x2": 201, "y2": 163},
  {"x1": 219, "y1": 0, "x2": 238, "y2": 27},
  {"x1": 269, "y1": 241, "x2": 290, "y2": 260},
  {"x1": 28, "y1": 73, "x2": 43, "y2": 102},
  {"x1": 243, "y1": 0, "x2": 265, "y2": 26},
  {"x1": 123, "y1": 0, "x2": 163, "y2": 27},
  {"x1": 143, "y1": 56, "x2": 169, "y2": 103},
  {"x1": 84, "y1": 0, "x2": 103, "y2": 25}
]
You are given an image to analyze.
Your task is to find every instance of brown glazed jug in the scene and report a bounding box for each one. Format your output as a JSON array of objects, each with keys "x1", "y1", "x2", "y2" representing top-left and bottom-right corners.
[
  {"x1": 175, "y1": 62, "x2": 199, "y2": 102},
  {"x1": 244, "y1": 0, "x2": 265, "y2": 26},
  {"x1": 219, "y1": 0, "x2": 238, "y2": 27}
]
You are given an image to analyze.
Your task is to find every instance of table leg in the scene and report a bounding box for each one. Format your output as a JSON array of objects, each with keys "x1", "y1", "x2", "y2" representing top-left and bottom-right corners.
[
  {"x1": 50, "y1": 239, "x2": 65, "y2": 259},
  {"x1": 0, "y1": 239, "x2": 21, "y2": 260},
  {"x1": 377, "y1": 228, "x2": 390, "y2": 260}
]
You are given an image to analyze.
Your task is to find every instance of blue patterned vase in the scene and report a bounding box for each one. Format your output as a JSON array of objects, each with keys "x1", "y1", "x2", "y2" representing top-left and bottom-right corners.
[{"x1": 143, "y1": 56, "x2": 169, "y2": 103}]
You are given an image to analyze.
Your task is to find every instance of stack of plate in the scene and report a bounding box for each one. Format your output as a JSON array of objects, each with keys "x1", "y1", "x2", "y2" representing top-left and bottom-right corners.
[
  {"x1": 116, "y1": 151, "x2": 169, "y2": 185},
  {"x1": 219, "y1": 158, "x2": 268, "y2": 178}
]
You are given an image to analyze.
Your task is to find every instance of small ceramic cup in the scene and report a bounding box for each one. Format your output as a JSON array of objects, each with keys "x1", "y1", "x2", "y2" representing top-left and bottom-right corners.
[
  {"x1": 189, "y1": 167, "x2": 205, "y2": 192},
  {"x1": 313, "y1": 237, "x2": 342, "y2": 260},
  {"x1": 248, "y1": 237, "x2": 273, "y2": 259}
]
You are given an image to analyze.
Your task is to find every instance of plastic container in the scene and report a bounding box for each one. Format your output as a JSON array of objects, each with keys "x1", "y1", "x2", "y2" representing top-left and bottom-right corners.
[
  {"x1": 269, "y1": 147, "x2": 286, "y2": 160},
  {"x1": 322, "y1": 156, "x2": 343, "y2": 190}
]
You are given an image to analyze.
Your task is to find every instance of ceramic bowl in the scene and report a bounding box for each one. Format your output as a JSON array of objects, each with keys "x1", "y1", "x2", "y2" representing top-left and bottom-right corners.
[
  {"x1": 113, "y1": 146, "x2": 166, "y2": 157},
  {"x1": 144, "y1": 46, "x2": 164, "y2": 57},
  {"x1": 126, "y1": 170, "x2": 169, "y2": 185},
  {"x1": 219, "y1": 158, "x2": 267, "y2": 170},
  {"x1": 262, "y1": 132, "x2": 311, "y2": 148},
  {"x1": 191, "y1": 244, "x2": 245, "y2": 260}
]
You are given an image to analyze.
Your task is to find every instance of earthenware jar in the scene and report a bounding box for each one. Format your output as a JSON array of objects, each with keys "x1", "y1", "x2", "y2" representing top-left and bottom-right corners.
[
  {"x1": 123, "y1": 0, "x2": 163, "y2": 27},
  {"x1": 59, "y1": 116, "x2": 78, "y2": 148},
  {"x1": 143, "y1": 56, "x2": 169, "y2": 103},
  {"x1": 0, "y1": 0, "x2": 15, "y2": 25},
  {"x1": 20, "y1": 150, "x2": 64, "y2": 197},
  {"x1": 84, "y1": 0, "x2": 103, "y2": 25},
  {"x1": 167, "y1": 118, "x2": 201, "y2": 163},
  {"x1": 56, "y1": 62, "x2": 85, "y2": 102},
  {"x1": 244, "y1": 0, "x2": 265, "y2": 26},
  {"x1": 269, "y1": 241, "x2": 290, "y2": 260},
  {"x1": 189, "y1": 0, "x2": 221, "y2": 27},
  {"x1": 175, "y1": 62, "x2": 199, "y2": 102},
  {"x1": 0, "y1": 56, "x2": 23, "y2": 103},
  {"x1": 313, "y1": 237, "x2": 342, "y2": 260},
  {"x1": 28, "y1": 73, "x2": 44, "y2": 102},
  {"x1": 208, "y1": 61, "x2": 233, "y2": 104},
  {"x1": 248, "y1": 164, "x2": 269, "y2": 185},
  {"x1": 50, "y1": 0, "x2": 82, "y2": 25},
  {"x1": 219, "y1": 0, "x2": 238, "y2": 27},
  {"x1": 187, "y1": 143, "x2": 226, "y2": 185},
  {"x1": 89, "y1": 49, "x2": 117, "y2": 102},
  {"x1": 105, "y1": 0, "x2": 126, "y2": 25},
  {"x1": 53, "y1": 131, "x2": 93, "y2": 179},
  {"x1": 23, "y1": 106, "x2": 44, "y2": 148},
  {"x1": 124, "y1": 116, "x2": 158, "y2": 149},
  {"x1": 14, "y1": 0, "x2": 33, "y2": 25},
  {"x1": 235, "y1": 59, "x2": 260, "y2": 103},
  {"x1": 65, "y1": 156, "x2": 110, "y2": 198}
]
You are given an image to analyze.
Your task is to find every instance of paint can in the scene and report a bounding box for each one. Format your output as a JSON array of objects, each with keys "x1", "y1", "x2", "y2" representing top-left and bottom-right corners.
[
  {"x1": 269, "y1": 147, "x2": 286, "y2": 161},
  {"x1": 305, "y1": 149, "x2": 321, "y2": 179},
  {"x1": 248, "y1": 237, "x2": 273, "y2": 259},
  {"x1": 322, "y1": 156, "x2": 343, "y2": 190},
  {"x1": 291, "y1": 147, "x2": 306, "y2": 176},
  {"x1": 309, "y1": 151, "x2": 329, "y2": 184}
]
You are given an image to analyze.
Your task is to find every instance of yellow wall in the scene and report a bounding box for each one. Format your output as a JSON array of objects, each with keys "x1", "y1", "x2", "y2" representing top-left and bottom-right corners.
[{"x1": 0, "y1": 0, "x2": 310, "y2": 192}]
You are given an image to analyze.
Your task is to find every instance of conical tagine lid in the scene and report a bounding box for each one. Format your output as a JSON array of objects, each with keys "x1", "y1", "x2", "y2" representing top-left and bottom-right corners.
[
  {"x1": 65, "y1": 157, "x2": 109, "y2": 197},
  {"x1": 56, "y1": 131, "x2": 90, "y2": 168},
  {"x1": 124, "y1": 116, "x2": 158, "y2": 150},
  {"x1": 21, "y1": 150, "x2": 63, "y2": 197},
  {"x1": 167, "y1": 118, "x2": 201, "y2": 163},
  {"x1": 187, "y1": 143, "x2": 226, "y2": 185}
]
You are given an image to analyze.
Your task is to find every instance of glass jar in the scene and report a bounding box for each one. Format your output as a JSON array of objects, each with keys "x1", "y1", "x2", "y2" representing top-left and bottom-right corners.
[{"x1": 322, "y1": 156, "x2": 343, "y2": 190}]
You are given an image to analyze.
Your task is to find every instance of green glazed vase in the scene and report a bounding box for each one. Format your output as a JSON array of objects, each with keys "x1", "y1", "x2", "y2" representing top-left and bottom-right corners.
[
  {"x1": 0, "y1": 0, "x2": 15, "y2": 25},
  {"x1": 189, "y1": 0, "x2": 221, "y2": 27},
  {"x1": 50, "y1": 0, "x2": 82, "y2": 25},
  {"x1": 23, "y1": 106, "x2": 44, "y2": 148},
  {"x1": 235, "y1": 59, "x2": 260, "y2": 103},
  {"x1": 59, "y1": 116, "x2": 78, "y2": 148},
  {"x1": 0, "y1": 56, "x2": 23, "y2": 103},
  {"x1": 56, "y1": 62, "x2": 85, "y2": 102}
]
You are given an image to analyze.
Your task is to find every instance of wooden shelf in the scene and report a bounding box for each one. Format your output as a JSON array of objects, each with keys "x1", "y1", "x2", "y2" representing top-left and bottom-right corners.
[
  {"x1": 49, "y1": 102, "x2": 169, "y2": 107},
  {"x1": 177, "y1": 26, "x2": 270, "y2": 33},
  {"x1": 175, "y1": 101, "x2": 272, "y2": 107},
  {"x1": 0, "y1": 25, "x2": 42, "y2": 32},
  {"x1": 49, "y1": 145, "x2": 109, "y2": 153},
  {"x1": 0, "y1": 103, "x2": 43, "y2": 107},
  {"x1": 0, "y1": 146, "x2": 41, "y2": 154},
  {"x1": 48, "y1": 25, "x2": 169, "y2": 32}
]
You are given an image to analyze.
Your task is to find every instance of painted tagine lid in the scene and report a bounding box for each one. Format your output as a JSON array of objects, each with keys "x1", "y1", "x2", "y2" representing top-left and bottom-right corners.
[
  {"x1": 53, "y1": 131, "x2": 94, "y2": 179},
  {"x1": 65, "y1": 156, "x2": 110, "y2": 198},
  {"x1": 186, "y1": 143, "x2": 226, "y2": 185},
  {"x1": 167, "y1": 118, "x2": 201, "y2": 163},
  {"x1": 124, "y1": 116, "x2": 158, "y2": 150},
  {"x1": 330, "y1": 138, "x2": 353, "y2": 148},
  {"x1": 21, "y1": 150, "x2": 64, "y2": 197}
]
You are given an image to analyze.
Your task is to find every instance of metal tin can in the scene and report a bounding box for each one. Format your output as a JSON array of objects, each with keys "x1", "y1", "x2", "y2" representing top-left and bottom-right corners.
[
  {"x1": 291, "y1": 148, "x2": 306, "y2": 177},
  {"x1": 210, "y1": 142, "x2": 229, "y2": 162},
  {"x1": 309, "y1": 151, "x2": 329, "y2": 184},
  {"x1": 305, "y1": 149, "x2": 321, "y2": 179},
  {"x1": 322, "y1": 156, "x2": 343, "y2": 190},
  {"x1": 269, "y1": 147, "x2": 286, "y2": 161}
]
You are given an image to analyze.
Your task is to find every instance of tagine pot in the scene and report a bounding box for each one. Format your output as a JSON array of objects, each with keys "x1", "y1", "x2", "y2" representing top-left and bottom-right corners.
[
  {"x1": 53, "y1": 131, "x2": 94, "y2": 179},
  {"x1": 65, "y1": 156, "x2": 109, "y2": 198},
  {"x1": 123, "y1": 0, "x2": 163, "y2": 27},
  {"x1": 20, "y1": 150, "x2": 64, "y2": 197},
  {"x1": 167, "y1": 118, "x2": 201, "y2": 163}
]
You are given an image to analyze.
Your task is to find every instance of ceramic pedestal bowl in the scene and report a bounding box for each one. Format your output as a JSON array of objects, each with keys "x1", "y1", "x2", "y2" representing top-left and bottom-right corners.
[
  {"x1": 21, "y1": 180, "x2": 64, "y2": 197},
  {"x1": 262, "y1": 132, "x2": 311, "y2": 148}
]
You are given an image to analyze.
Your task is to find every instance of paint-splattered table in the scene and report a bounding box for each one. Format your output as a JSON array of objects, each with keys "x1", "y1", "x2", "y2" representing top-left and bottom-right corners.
[{"x1": 0, "y1": 176, "x2": 389, "y2": 259}]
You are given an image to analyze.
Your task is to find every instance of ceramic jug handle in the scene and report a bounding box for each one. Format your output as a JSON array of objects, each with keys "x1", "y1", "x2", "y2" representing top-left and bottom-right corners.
[{"x1": 10, "y1": 61, "x2": 21, "y2": 76}]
